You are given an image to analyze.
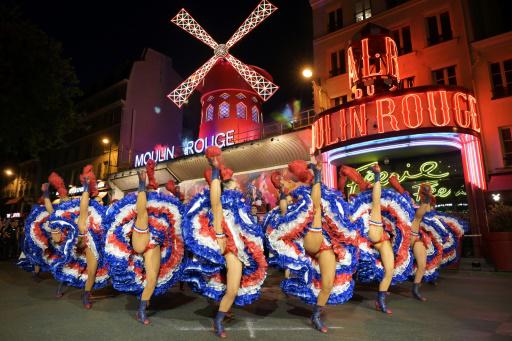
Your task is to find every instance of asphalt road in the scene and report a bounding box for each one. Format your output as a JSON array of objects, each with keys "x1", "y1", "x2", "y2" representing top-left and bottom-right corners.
[{"x1": 1, "y1": 261, "x2": 511, "y2": 340}]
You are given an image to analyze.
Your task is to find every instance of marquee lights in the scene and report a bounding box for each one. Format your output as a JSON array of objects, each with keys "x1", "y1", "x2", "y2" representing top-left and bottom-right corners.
[
  {"x1": 312, "y1": 88, "x2": 480, "y2": 150},
  {"x1": 167, "y1": 1, "x2": 279, "y2": 108}
]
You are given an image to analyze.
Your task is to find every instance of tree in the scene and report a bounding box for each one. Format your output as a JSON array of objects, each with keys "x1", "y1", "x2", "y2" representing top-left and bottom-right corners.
[{"x1": 0, "y1": 6, "x2": 81, "y2": 161}]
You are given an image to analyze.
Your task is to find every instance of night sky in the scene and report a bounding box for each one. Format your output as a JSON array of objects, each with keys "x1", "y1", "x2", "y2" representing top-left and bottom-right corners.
[{"x1": 17, "y1": 0, "x2": 313, "y2": 117}]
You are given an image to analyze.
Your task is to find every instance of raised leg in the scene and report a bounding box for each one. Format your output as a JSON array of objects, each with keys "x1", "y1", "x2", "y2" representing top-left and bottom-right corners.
[{"x1": 132, "y1": 171, "x2": 150, "y2": 254}]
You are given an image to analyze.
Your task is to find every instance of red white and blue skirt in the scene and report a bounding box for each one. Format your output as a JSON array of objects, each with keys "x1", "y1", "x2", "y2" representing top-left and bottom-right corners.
[
  {"x1": 411, "y1": 212, "x2": 445, "y2": 282},
  {"x1": 350, "y1": 189, "x2": 415, "y2": 284},
  {"x1": 432, "y1": 211, "x2": 468, "y2": 266},
  {"x1": 181, "y1": 189, "x2": 267, "y2": 306},
  {"x1": 104, "y1": 191, "x2": 185, "y2": 296},
  {"x1": 22, "y1": 204, "x2": 70, "y2": 273},
  {"x1": 48, "y1": 199, "x2": 109, "y2": 289},
  {"x1": 265, "y1": 185, "x2": 358, "y2": 305}
]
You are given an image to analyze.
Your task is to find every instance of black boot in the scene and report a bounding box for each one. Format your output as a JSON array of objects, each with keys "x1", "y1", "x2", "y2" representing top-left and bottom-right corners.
[
  {"x1": 311, "y1": 305, "x2": 328, "y2": 333},
  {"x1": 375, "y1": 291, "x2": 392, "y2": 314},
  {"x1": 82, "y1": 290, "x2": 92, "y2": 309},
  {"x1": 136, "y1": 300, "x2": 150, "y2": 325},
  {"x1": 213, "y1": 311, "x2": 227, "y2": 338},
  {"x1": 412, "y1": 283, "x2": 427, "y2": 301}
]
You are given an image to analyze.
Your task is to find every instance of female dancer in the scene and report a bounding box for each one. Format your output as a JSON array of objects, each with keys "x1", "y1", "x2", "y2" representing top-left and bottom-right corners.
[
  {"x1": 342, "y1": 164, "x2": 395, "y2": 314},
  {"x1": 345, "y1": 165, "x2": 416, "y2": 313},
  {"x1": 23, "y1": 173, "x2": 71, "y2": 297},
  {"x1": 105, "y1": 160, "x2": 184, "y2": 324},
  {"x1": 266, "y1": 155, "x2": 358, "y2": 333},
  {"x1": 182, "y1": 147, "x2": 267, "y2": 338},
  {"x1": 49, "y1": 166, "x2": 109, "y2": 309}
]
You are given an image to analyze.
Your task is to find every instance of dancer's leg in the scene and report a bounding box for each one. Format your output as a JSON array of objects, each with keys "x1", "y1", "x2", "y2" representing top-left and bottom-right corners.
[
  {"x1": 84, "y1": 247, "x2": 98, "y2": 292},
  {"x1": 412, "y1": 241, "x2": 427, "y2": 301},
  {"x1": 214, "y1": 252, "x2": 242, "y2": 338},
  {"x1": 311, "y1": 249, "x2": 335, "y2": 333},
  {"x1": 132, "y1": 173, "x2": 150, "y2": 254},
  {"x1": 141, "y1": 246, "x2": 161, "y2": 301}
]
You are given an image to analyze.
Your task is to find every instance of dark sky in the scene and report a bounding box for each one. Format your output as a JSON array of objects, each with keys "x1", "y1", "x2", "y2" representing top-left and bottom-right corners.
[{"x1": 17, "y1": 0, "x2": 313, "y2": 115}]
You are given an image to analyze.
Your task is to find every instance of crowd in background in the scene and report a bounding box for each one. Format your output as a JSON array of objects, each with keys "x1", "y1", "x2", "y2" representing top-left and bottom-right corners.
[{"x1": 0, "y1": 217, "x2": 23, "y2": 260}]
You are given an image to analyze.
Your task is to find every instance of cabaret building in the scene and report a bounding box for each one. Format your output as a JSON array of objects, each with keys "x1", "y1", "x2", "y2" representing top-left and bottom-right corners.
[{"x1": 105, "y1": 0, "x2": 512, "y2": 259}]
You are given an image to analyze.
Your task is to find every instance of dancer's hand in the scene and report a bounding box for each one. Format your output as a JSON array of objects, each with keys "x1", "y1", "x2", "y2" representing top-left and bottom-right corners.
[
  {"x1": 216, "y1": 236, "x2": 226, "y2": 254},
  {"x1": 371, "y1": 163, "x2": 381, "y2": 173},
  {"x1": 137, "y1": 170, "x2": 147, "y2": 183}
]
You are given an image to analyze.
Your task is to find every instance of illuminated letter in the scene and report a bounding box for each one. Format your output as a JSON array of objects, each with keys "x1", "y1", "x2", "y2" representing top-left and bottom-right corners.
[
  {"x1": 325, "y1": 114, "x2": 339, "y2": 146},
  {"x1": 401, "y1": 94, "x2": 424, "y2": 129},
  {"x1": 215, "y1": 133, "x2": 225, "y2": 147},
  {"x1": 144, "y1": 152, "x2": 152, "y2": 164},
  {"x1": 226, "y1": 130, "x2": 235, "y2": 146},
  {"x1": 134, "y1": 154, "x2": 145, "y2": 167},
  {"x1": 367, "y1": 85, "x2": 375, "y2": 96},
  {"x1": 339, "y1": 109, "x2": 347, "y2": 141},
  {"x1": 427, "y1": 91, "x2": 451, "y2": 127},
  {"x1": 184, "y1": 141, "x2": 194, "y2": 156},
  {"x1": 468, "y1": 95, "x2": 480, "y2": 132},
  {"x1": 361, "y1": 38, "x2": 370, "y2": 78},
  {"x1": 349, "y1": 104, "x2": 367, "y2": 138},
  {"x1": 166, "y1": 146, "x2": 175, "y2": 160},
  {"x1": 385, "y1": 37, "x2": 399, "y2": 80},
  {"x1": 453, "y1": 92, "x2": 471, "y2": 128},
  {"x1": 314, "y1": 117, "x2": 325, "y2": 149},
  {"x1": 347, "y1": 47, "x2": 358, "y2": 89},
  {"x1": 376, "y1": 97, "x2": 399, "y2": 133},
  {"x1": 194, "y1": 138, "x2": 205, "y2": 154}
]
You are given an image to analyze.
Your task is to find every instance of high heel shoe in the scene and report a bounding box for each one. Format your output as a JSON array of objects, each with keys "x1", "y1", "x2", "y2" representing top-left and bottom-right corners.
[
  {"x1": 213, "y1": 311, "x2": 227, "y2": 338},
  {"x1": 412, "y1": 283, "x2": 427, "y2": 301},
  {"x1": 136, "y1": 300, "x2": 150, "y2": 325},
  {"x1": 82, "y1": 290, "x2": 92, "y2": 309},
  {"x1": 311, "y1": 305, "x2": 328, "y2": 333},
  {"x1": 375, "y1": 291, "x2": 392, "y2": 314}
]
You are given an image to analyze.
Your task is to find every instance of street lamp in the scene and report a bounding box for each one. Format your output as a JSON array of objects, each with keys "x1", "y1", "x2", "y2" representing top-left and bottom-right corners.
[
  {"x1": 302, "y1": 67, "x2": 313, "y2": 79},
  {"x1": 4, "y1": 169, "x2": 14, "y2": 176},
  {"x1": 101, "y1": 137, "x2": 112, "y2": 179}
]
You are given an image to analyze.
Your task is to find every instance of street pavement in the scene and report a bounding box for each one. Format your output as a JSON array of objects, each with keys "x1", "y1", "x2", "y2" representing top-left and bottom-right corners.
[{"x1": 1, "y1": 261, "x2": 511, "y2": 340}]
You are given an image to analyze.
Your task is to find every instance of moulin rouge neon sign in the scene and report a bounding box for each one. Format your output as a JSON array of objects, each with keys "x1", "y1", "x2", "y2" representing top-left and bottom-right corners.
[{"x1": 312, "y1": 88, "x2": 480, "y2": 151}]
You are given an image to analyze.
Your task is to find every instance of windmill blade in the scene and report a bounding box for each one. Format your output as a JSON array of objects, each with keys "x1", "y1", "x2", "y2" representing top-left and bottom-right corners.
[
  {"x1": 225, "y1": 0, "x2": 277, "y2": 49},
  {"x1": 225, "y1": 54, "x2": 279, "y2": 101},
  {"x1": 171, "y1": 9, "x2": 218, "y2": 50},
  {"x1": 167, "y1": 56, "x2": 219, "y2": 108}
]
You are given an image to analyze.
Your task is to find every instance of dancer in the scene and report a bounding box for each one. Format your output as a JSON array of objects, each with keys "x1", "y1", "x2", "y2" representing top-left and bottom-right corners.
[
  {"x1": 49, "y1": 166, "x2": 109, "y2": 308},
  {"x1": 22, "y1": 174, "x2": 72, "y2": 297},
  {"x1": 343, "y1": 164, "x2": 395, "y2": 314},
  {"x1": 105, "y1": 160, "x2": 184, "y2": 324},
  {"x1": 409, "y1": 183, "x2": 434, "y2": 301},
  {"x1": 265, "y1": 155, "x2": 358, "y2": 333},
  {"x1": 182, "y1": 147, "x2": 267, "y2": 338},
  {"x1": 347, "y1": 166, "x2": 415, "y2": 313}
]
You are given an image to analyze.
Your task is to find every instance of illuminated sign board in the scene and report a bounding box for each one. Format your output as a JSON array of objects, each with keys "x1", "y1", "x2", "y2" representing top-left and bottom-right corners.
[
  {"x1": 313, "y1": 87, "x2": 480, "y2": 151},
  {"x1": 347, "y1": 160, "x2": 467, "y2": 202},
  {"x1": 134, "y1": 129, "x2": 235, "y2": 167}
]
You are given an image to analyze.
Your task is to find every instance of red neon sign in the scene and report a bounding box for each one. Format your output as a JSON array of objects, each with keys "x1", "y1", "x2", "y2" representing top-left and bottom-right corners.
[{"x1": 313, "y1": 88, "x2": 481, "y2": 151}]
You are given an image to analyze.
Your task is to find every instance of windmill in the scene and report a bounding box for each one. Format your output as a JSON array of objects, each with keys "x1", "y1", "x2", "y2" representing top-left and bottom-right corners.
[{"x1": 167, "y1": 0, "x2": 279, "y2": 108}]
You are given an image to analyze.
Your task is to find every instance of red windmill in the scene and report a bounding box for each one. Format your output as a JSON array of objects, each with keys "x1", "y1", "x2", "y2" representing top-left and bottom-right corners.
[{"x1": 168, "y1": 0, "x2": 279, "y2": 142}]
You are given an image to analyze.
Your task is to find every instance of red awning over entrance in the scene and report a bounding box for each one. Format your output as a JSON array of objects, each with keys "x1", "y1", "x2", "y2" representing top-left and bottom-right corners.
[{"x1": 488, "y1": 173, "x2": 512, "y2": 192}]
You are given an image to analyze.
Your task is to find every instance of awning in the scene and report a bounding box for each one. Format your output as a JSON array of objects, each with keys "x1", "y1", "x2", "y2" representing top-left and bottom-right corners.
[
  {"x1": 109, "y1": 129, "x2": 312, "y2": 192},
  {"x1": 5, "y1": 197, "x2": 22, "y2": 205},
  {"x1": 487, "y1": 173, "x2": 512, "y2": 192}
]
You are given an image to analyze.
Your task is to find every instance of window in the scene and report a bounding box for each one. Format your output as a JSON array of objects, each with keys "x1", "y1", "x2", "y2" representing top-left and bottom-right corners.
[
  {"x1": 490, "y1": 59, "x2": 512, "y2": 99},
  {"x1": 220, "y1": 93, "x2": 230, "y2": 99},
  {"x1": 499, "y1": 126, "x2": 512, "y2": 167},
  {"x1": 236, "y1": 102, "x2": 247, "y2": 119},
  {"x1": 355, "y1": 0, "x2": 372, "y2": 22},
  {"x1": 392, "y1": 26, "x2": 412, "y2": 55},
  {"x1": 401, "y1": 76, "x2": 415, "y2": 89},
  {"x1": 206, "y1": 104, "x2": 214, "y2": 121},
  {"x1": 252, "y1": 106, "x2": 259, "y2": 122},
  {"x1": 236, "y1": 93, "x2": 246, "y2": 99},
  {"x1": 432, "y1": 66, "x2": 456, "y2": 85},
  {"x1": 332, "y1": 95, "x2": 348, "y2": 106},
  {"x1": 207, "y1": 95, "x2": 214, "y2": 102},
  {"x1": 426, "y1": 12, "x2": 452, "y2": 46},
  {"x1": 329, "y1": 49, "x2": 346, "y2": 77},
  {"x1": 219, "y1": 102, "x2": 230, "y2": 119},
  {"x1": 328, "y1": 8, "x2": 343, "y2": 32}
]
